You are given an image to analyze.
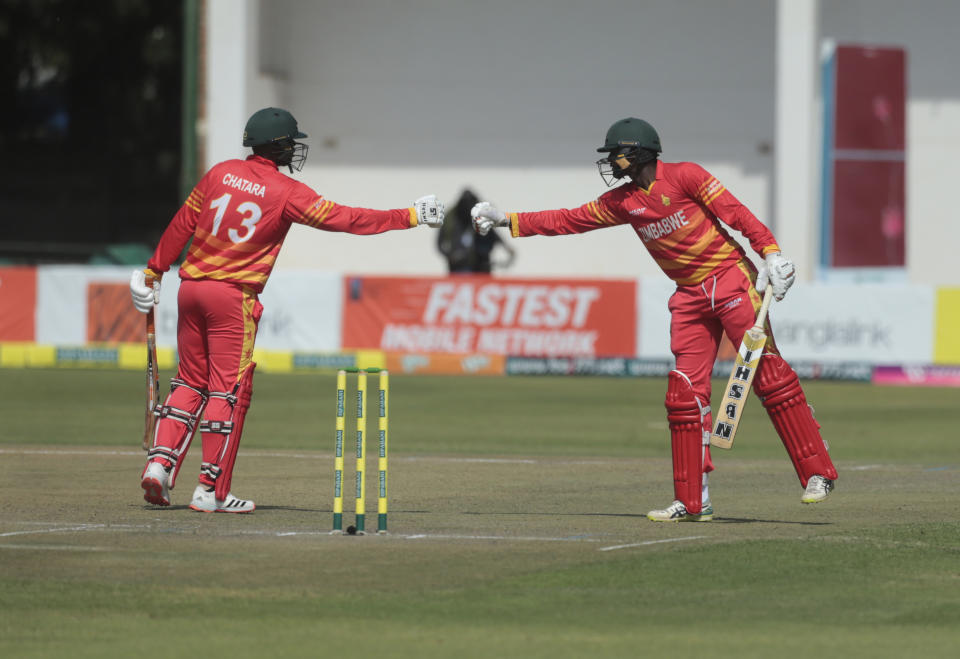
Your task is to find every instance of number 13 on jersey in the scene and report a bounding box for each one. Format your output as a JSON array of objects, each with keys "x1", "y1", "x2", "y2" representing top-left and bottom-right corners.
[{"x1": 209, "y1": 193, "x2": 263, "y2": 243}]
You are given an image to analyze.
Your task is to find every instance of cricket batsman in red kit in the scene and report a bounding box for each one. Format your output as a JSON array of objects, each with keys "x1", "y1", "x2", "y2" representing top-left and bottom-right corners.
[
  {"x1": 471, "y1": 117, "x2": 837, "y2": 521},
  {"x1": 130, "y1": 107, "x2": 444, "y2": 513}
]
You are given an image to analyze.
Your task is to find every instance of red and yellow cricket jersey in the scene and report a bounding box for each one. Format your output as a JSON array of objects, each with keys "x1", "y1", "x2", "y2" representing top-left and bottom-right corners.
[
  {"x1": 509, "y1": 161, "x2": 780, "y2": 285},
  {"x1": 148, "y1": 155, "x2": 417, "y2": 292}
]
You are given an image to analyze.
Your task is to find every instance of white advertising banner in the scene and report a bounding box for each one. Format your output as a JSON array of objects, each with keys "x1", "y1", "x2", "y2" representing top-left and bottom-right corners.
[
  {"x1": 636, "y1": 277, "x2": 674, "y2": 360},
  {"x1": 634, "y1": 279, "x2": 935, "y2": 365},
  {"x1": 36, "y1": 266, "x2": 134, "y2": 345},
  {"x1": 256, "y1": 270, "x2": 342, "y2": 351},
  {"x1": 767, "y1": 284, "x2": 934, "y2": 364},
  {"x1": 36, "y1": 266, "x2": 343, "y2": 352}
]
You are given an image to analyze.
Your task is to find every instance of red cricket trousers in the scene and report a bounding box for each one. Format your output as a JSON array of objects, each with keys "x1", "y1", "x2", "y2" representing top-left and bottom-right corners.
[{"x1": 175, "y1": 279, "x2": 260, "y2": 394}]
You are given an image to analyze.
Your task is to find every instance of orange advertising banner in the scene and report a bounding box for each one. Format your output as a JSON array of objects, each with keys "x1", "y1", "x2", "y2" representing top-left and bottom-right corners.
[
  {"x1": 87, "y1": 282, "x2": 142, "y2": 343},
  {"x1": 342, "y1": 275, "x2": 636, "y2": 357},
  {"x1": 0, "y1": 266, "x2": 37, "y2": 341}
]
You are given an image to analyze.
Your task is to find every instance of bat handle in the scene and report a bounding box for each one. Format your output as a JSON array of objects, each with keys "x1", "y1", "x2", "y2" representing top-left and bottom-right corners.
[
  {"x1": 143, "y1": 307, "x2": 159, "y2": 452},
  {"x1": 754, "y1": 284, "x2": 774, "y2": 329}
]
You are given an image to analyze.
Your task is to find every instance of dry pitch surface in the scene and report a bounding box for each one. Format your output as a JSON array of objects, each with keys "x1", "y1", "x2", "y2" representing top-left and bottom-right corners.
[{"x1": 3, "y1": 446, "x2": 882, "y2": 549}]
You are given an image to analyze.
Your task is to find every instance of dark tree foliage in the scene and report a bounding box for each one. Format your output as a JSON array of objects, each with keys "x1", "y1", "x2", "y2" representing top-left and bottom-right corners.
[{"x1": 0, "y1": 0, "x2": 183, "y2": 261}]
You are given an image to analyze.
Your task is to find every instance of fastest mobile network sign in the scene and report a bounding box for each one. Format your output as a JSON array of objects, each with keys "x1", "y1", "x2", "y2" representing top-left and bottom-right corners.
[{"x1": 341, "y1": 276, "x2": 636, "y2": 357}]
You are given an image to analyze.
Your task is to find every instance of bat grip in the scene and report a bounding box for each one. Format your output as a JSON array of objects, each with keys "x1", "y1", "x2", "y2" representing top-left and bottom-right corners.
[{"x1": 144, "y1": 271, "x2": 160, "y2": 307}]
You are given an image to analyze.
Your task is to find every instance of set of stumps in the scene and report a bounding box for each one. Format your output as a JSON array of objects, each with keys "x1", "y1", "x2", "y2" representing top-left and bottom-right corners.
[{"x1": 331, "y1": 368, "x2": 389, "y2": 536}]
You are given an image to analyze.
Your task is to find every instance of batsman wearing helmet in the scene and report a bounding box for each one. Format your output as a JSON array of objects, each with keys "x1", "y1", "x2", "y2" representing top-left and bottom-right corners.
[
  {"x1": 471, "y1": 117, "x2": 836, "y2": 522},
  {"x1": 132, "y1": 107, "x2": 444, "y2": 513}
]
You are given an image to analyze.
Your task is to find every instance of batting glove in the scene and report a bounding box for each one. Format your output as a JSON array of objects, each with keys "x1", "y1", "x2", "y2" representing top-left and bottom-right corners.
[
  {"x1": 130, "y1": 268, "x2": 161, "y2": 313},
  {"x1": 756, "y1": 252, "x2": 796, "y2": 301},
  {"x1": 470, "y1": 201, "x2": 509, "y2": 236},
  {"x1": 414, "y1": 195, "x2": 445, "y2": 227}
]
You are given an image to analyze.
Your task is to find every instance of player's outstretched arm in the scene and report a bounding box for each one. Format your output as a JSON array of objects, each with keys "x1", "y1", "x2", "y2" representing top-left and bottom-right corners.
[
  {"x1": 472, "y1": 195, "x2": 627, "y2": 238},
  {"x1": 287, "y1": 184, "x2": 444, "y2": 234}
]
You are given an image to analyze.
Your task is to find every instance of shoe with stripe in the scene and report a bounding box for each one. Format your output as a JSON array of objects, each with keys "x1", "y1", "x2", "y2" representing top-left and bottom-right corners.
[
  {"x1": 189, "y1": 485, "x2": 256, "y2": 514},
  {"x1": 141, "y1": 461, "x2": 171, "y2": 507},
  {"x1": 216, "y1": 493, "x2": 256, "y2": 513},
  {"x1": 647, "y1": 499, "x2": 714, "y2": 522}
]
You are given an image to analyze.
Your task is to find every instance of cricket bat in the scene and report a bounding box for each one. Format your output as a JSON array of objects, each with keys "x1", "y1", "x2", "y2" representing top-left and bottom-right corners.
[
  {"x1": 710, "y1": 285, "x2": 774, "y2": 450},
  {"x1": 142, "y1": 281, "x2": 160, "y2": 451}
]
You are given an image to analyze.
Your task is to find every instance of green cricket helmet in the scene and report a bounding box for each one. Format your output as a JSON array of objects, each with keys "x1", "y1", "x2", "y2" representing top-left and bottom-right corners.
[
  {"x1": 242, "y1": 107, "x2": 309, "y2": 172},
  {"x1": 595, "y1": 117, "x2": 661, "y2": 186}
]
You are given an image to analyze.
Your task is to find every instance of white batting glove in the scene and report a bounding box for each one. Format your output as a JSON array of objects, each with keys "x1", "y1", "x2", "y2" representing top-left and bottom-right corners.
[
  {"x1": 414, "y1": 195, "x2": 445, "y2": 227},
  {"x1": 130, "y1": 268, "x2": 160, "y2": 313},
  {"x1": 756, "y1": 252, "x2": 796, "y2": 301},
  {"x1": 470, "y1": 201, "x2": 509, "y2": 236}
]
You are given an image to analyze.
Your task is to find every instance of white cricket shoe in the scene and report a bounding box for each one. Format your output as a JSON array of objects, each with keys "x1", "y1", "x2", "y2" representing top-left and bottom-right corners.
[
  {"x1": 189, "y1": 486, "x2": 256, "y2": 513},
  {"x1": 801, "y1": 475, "x2": 835, "y2": 504},
  {"x1": 216, "y1": 493, "x2": 256, "y2": 513},
  {"x1": 647, "y1": 499, "x2": 714, "y2": 522},
  {"x1": 141, "y1": 461, "x2": 171, "y2": 507}
]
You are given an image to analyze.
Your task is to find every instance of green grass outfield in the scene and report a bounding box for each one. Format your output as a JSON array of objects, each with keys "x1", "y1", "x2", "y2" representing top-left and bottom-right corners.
[{"x1": 1, "y1": 368, "x2": 957, "y2": 658}]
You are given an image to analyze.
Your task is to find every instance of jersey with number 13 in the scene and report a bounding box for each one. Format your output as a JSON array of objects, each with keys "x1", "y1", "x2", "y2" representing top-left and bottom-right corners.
[{"x1": 147, "y1": 154, "x2": 416, "y2": 293}]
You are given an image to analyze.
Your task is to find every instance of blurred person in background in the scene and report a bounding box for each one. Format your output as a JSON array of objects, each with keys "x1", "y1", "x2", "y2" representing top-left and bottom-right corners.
[
  {"x1": 131, "y1": 107, "x2": 444, "y2": 513},
  {"x1": 438, "y1": 188, "x2": 515, "y2": 274},
  {"x1": 471, "y1": 117, "x2": 836, "y2": 521}
]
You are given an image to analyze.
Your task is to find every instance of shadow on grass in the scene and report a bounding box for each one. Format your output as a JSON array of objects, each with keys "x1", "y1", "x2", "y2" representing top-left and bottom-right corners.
[
  {"x1": 139, "y1": 507, "x2": 826, "y2": 525},
  {"x1": 462, "y1": 511, "x2": 648, "y2": 519},
  {"x1": 714, "y1": 517, "x2": 831, "y2": 525},
  {"x1": 252, "y1": 506, "x2": 433, "y2": 514}
]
